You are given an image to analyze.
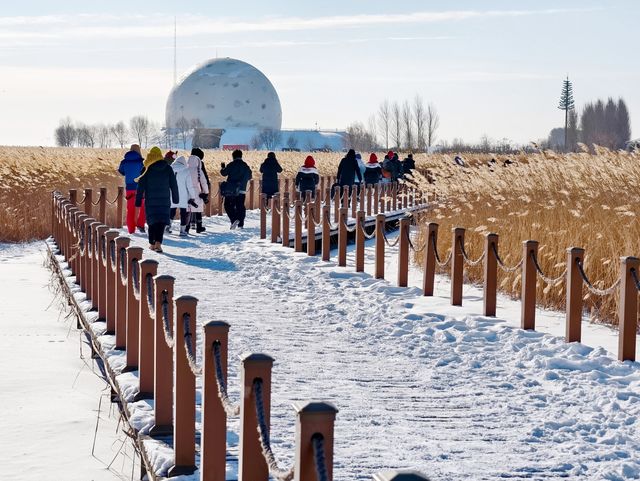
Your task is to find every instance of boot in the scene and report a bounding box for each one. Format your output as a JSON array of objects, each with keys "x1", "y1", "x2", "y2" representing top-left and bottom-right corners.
[
  {"x1": 154, "y1": 242, "x2": 163, "y2": 253},
  {"x1": 196, "y1": 222, "x2": 206, "y2": 233},
  {"x1": 179, "y1": 225, "x2": 188, "y2": 237}
]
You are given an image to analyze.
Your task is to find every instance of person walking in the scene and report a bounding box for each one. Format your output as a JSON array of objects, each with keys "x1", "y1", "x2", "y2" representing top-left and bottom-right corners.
[
  {"x1": 170, "y1": 155, "x2": 197, "y2": 237},
  {"x1": 354, "y1": 152, "x2": 367, "y2": 190},
  {"x1": 220, "y1": 149, "x2": 252, "y2": 229},
  {"x1": 118, "y1": 144, "x2": 146, "y2": 234},
  {"x1": 295, "y1": 155, "x2": 320, "y2": 199},
  {"x1": 259, "y1": 151, "x2": 283, "y2": 200},
  {"x1": 135, "y1": 146, "x2": 179, "y2": 252},
  {"x1": 402, "y1": 153, "x2": 416, "y2": 176},
  {"x1": 187, "y1": 147, "x2": 210, "y2": 233},
  {"x1": 364, "y1": 153, "x2": 383, "y2": 185},
  {"x1": 336, "y1": 148, "x2": 362, "y2": 195}
]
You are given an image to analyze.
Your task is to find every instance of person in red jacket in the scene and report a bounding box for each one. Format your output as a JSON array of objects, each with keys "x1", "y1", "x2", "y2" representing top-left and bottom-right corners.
[{"x1": 117, "y1": 144, "x2": 146, "y2": 234}]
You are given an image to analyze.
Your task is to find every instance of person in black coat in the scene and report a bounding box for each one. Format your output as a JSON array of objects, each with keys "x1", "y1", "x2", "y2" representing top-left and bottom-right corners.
[
  {"x1": 220, "y1": 149, "x2": 252, "y2": 229},
  {"x1": 135, "y1": 146, "x2": 179, "y2": 252},
  {"x1": 364, "y1": 153, "x2": 383, "y2": 185},
  {"x1": 259, "y1": 151, "x2": 283, "y2": 199},
  {"x1": 402, "y1": 153, "x2": 416, "y2": 176},
  {"x1": 336, "y1": 148, "x2": 363, "y2": 192},
  {"x1": 295, "y1": 156, "x2": 320, "y2": 199}
]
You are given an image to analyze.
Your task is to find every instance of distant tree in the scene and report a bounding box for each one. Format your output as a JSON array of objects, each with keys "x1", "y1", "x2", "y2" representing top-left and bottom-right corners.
[
  {"x1": 557, "y1": 76, "x2": 575, "y2": 151},
  {"x1": 54, "y1": 117, "x2": 77, "y2": 147},
  {"x1": 567, "y1": 110, "x2": 579, "y2": 152},
  {"x1": 253, "y1": 128, "x2": 282, "y2": 150},
  {"x1": 286, "y1": 135, "x2": 299, "y2": 150},
  {"x1": 96, "y1": 124, "x2": 113, "y2": 148},
  {"x1": 579, "y1": 97, "x2": 631, "y2": 150},
  {"x1": 175, "y1": 116, "x2": 191, "y2": 149},
  {"x1": 111, "y1": 121, "x2": 128, "y2": 148},
  {"x1": 425, "y1": 103, "x2": 440, "y2": 150},
  {"x1": 413, "y1": 95, "x2": 427, "y2": 152},
  {"x1": 391, "y1": 101, "x2": 402, "y2": 150},
  {"x1": 76, "y1": 123, "x2": 97, "y2": 147},
  {"x1": 345, "y1": 122, "x2": 378, "y2": 152},
  {"x1": 616, "y1": 98, "x2": 632, "y2": 148},
  {"x1": 377, "y1": 100, "x2": 391, "y2": 150},
  {"x1": 130, "y1": 115, "x2": 151, "y2": 147},
  {"x1": 402, "y1": 100, "x2": 414, "y2": 151}
]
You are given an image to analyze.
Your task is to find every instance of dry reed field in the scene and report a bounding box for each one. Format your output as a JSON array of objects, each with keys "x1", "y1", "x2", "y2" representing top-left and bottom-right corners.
[{"x1": 2, "y1": 145, "x2": 638, "y2": 328}]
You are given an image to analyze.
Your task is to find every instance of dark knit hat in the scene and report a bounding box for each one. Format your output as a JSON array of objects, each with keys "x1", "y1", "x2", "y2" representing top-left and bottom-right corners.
[{"x1": 191, "y1": 147, "x2": 204, "y2": 160}]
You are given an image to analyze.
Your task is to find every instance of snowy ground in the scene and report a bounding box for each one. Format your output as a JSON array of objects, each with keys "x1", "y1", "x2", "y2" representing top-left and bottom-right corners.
[
  {"x1": 112, "y1": 210, "x2": 639, "y2": 481},
  {"x1": 0, "y1": 244, "x2": 138, "y2": 481}
]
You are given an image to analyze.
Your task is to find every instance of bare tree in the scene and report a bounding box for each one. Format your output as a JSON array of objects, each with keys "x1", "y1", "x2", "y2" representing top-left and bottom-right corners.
[
  {"x1": 286, "y1": 135, "x2": 299, "y2": 150},
  {"x1": 391, "y1": 101, "x2": 402, "y2": 150},
  {"x1": 130, "y1": 115, "x2": 151, "y2": 147},
  {"x1": 345, "y1": 122, "x2": 378, "y2": 152},
  {"x1": 54, "y1": 117, "x2": 77, "y2": 147},
  {"x1": 377, "y1": 100, "x2": 391, "y2": 150},
  {"x1": 111, "y1": 121, "x2": 128, "y2": 148},
  {"x1": 252, "y1": 128, "x2": 282, "y2": 150},
  {"x1": 402, "y1": 100, "x2": 414, "y2": 151},
  {"x1": 76, "y1": 123, "x2": 97, "y2": 147},
  {"x1": 96, "y1": 124, "x2": 113, "y2": 148},
  {"x1": 425, "y1": 103, "x2": 440, "y2": 150},
  {"x1": 413, "y1": 95, "x2": 427, "y2": 152},
  {"x1": 175, "y1": 116, "x2": 191, "y2": 149}
]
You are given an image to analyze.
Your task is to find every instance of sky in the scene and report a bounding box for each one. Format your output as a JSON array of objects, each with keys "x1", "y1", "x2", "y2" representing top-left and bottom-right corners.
[{"x1": 0, "y1": 0, "x2": 638, "y2": 146}]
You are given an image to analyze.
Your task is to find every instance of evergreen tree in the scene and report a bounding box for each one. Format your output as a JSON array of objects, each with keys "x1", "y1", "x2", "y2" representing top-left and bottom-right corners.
[
  {"x1": 616, "y1": 99, "x2": 631, "y2": 148},
  {"x1": 557, "y1": 76, "x2": 575, "y2": 151}
]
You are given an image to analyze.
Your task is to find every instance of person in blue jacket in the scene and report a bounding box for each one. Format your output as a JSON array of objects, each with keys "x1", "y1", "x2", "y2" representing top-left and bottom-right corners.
[{"x1": 118, "y1": 144, "x2": 145, "y2": 234}]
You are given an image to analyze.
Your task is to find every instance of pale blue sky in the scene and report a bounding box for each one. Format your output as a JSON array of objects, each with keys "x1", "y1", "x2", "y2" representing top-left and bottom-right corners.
[{"x1": 0, "y1": 0, "x2": 637, "y2": 146}]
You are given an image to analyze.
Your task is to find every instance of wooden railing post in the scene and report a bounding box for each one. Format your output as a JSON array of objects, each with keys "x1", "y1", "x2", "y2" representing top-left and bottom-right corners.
[
  {"x1": 68, "y1": 207, "x2": 79, "y2": 275},
  {"x1": 115, "y1": 186, "x2": 124, "y2": 228},
  {"x1": 566, "y1": 247, "x2": 584, "y2": 343},
  {"x1": 135, "y1": 259, "x2": 158, "y2": 400},
  {"x1": 451, "y1": 227, "x2": 465, "y2": 306},
  {"x1": 96, "y1": 225, "x2": 109, "y2": 320},
  {"x1": 282, "y1": 192, "x2": 290, "y2": 248},
  {"x1": 333, "y1": 186, "x2": 340, "y2": 224},
  {"x1": 307, "y1": 202, "x2": 316, "y2": 256},
  {"x1": 402, "y1": 184, "x2": 408, "y2": 209},
  {"x1": 201, "y1": 321, "x2": 231, "y2": 481},
  {"x1": 114, "y1": 235, "x2": 131, "y2": 350},
  {"x1": 380, "y1": 185, "x2": 386, "y2": 214},
  {"x1": 391, "y1": 182, "x2": 398, "y2": 211},
  {"x1": 423, "y1": 223, "x2": 438, "y2": 296},
  {"x1": 366, "y1": 185, "x2": 372, "y2": 216},
  {"x1": 338, "y1": 208, "x2": 348, "y2": 267},
  {"x1": 104, "y1": 229, "x2": 119, "y2": 334},
  {"x1": 294, "y1": 200, "x2": 303, "y2": 253},
  {"x1": 322, "y1": 205, "x2": 331, "y2": 262},
  {"x1": 314, "y1": 189, "x2": 321, "y2": 224},
  {"x1": 259, "y1": 193, "x2": 267, "y2": 239},
  {"x1": 618, "y1": 256, "x2": 639, "y2": 362},
  {"x1": 398, "y1": 217, "x2": 410, "y2": 287},
  {"x1": 521, "y1": 240, "x2": 539, "y2": 330},
  {"x1": 81, "y1": 218, "x2": 94, "y2": 295},
  {"x1": 351, "y1": 187, "x2": 357, "y2": 219},
  {"x1": 239, "y1": 353, "x2": 273, "y2": 481},
  {"x1": 75, "y1": 213, "x2": 88, "y2": 289},
  {"x1": 355, "y1": 210, "x2": 365, "y2": 272},
  {"x1": 373, "y1": 184, "x2": 379, "y2": 215},
  {"x1": 84, "y1": 188, "x2": 93, "y2": 217},
  {"x1": 89, "y1": 221, "x2": 101, "y2": 309},
  {"x1": 249, "y1": 179, "x2": 255, "y2": 210},
  {"x1": 483, "y1": 234, "x2": 499, "y2": 317},
  {"x1": 124, "y1": 246, "x2": 144, "y2": 372},
  {"x1": 69, "y1": 188, "x2": 78, "y2": 205},
  {"x1": 169, "y1": 295, "x2": 198, "y2": 477},
  {"x1": 294, "y1": 401, "x2": 338, "y2": 481},
  {"x1": 150, "y1": 275, "x2": 175, "y2": 437},
  {"x1": 341, "y1": 186, "x2": 349, "y2": 214},
  {"x1": 375, "y1": 214, "x2": 385, "y2": 279},
  {"x1": 99, "y1": 187, "x2": 107, "y2": 224},
  {"x1": 271, "y1": 194, "x2": 281, "y2": 243}
]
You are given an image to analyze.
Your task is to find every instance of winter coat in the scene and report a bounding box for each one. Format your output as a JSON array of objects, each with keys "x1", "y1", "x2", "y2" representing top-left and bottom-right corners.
[
  {"x1": 221, "y1": 157, "x2": 252, "y2": 195},
  {"x1": 364, "y1": 164, "x2": 383, "y2": 185},
  {"x1": 354, "y1": 158, "x2": 367, "y2": 184},
  {"x1": 118, "y1": 150, "x2": 144, "y2": 191},
  {"x1": 259, "y1": 157, "x2": 283, "y2": 196},
  {"x1": 402, "y1": 157, "x2": 416, "y2": 175},
  {"x1": 171, "y1": 156, "x2": 197, "y2": 209},
  {"x1": 382, "y1": 157, "x2": 402, "y2": 182},
  {"x1": 337, "y1": 152, "x2": 363, "y2": 186},
  {"x1": 135, "y1": 161, "x2": 179, "y2": 225},
  {"x1": 187, "y1": 155, "x2": 209, "y2": 213},
  {"x1": 295, "y1": 167, "x2": 320, "y2": 194}
]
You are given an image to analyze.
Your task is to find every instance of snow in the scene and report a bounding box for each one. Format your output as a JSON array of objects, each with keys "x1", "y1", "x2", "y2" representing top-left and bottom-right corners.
[{"x1": 5, "y1": 206, "x2": 640, "y2": 480}]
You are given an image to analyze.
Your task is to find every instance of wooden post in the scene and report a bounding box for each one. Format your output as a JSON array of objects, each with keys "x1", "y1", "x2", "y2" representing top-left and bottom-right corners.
[
  {"x1": 115, "y1": 186, "x2": 124, "y2": 228},
  {"x1": 271, "y1": 194, "x2": 281, "y2": 243},
  {"x1": 69, "y1": 188, "x2": 78, "y2": 205},
  {"x1": 259, "y1": 194, "x2": 267, "y2": 240},
  {"x1": 341, "y1": 186, "x2": 349, "y2": 214},
  {"x1": 355, "y1": 211, "x2": 365, "y2": 272},
  {"x1": 217, "y1": 181, "x2": 224, "y2": 216},
  {"x1": 451, "y1": 227, "x2": 465, "y2": 306},
  {"x1": 81, "y1": 218, "x2": 94, "y2": 295},
  {"x1": 351, "y1": 187, "x2": 357, "y2": 219},
  {"x1": 338, "y1": 208, "x2": 348, "y2": 267},
  {"x1": 483, "y1": 234, "x2": 499, "y2": 317},
  {"x1": 618, "y1": 257, "x2": 639, "y2": 362},
  {"x1": 359, "y1": 184, "x2": 365, "y2": 217},
  {"x1": 149, "y1": 275, "x2": 175, "y2": 437},
  {"x1": 566, "y1": 247, "x2": 584, "y2": 343},
  {"x1": 397, "y1": 217, "x2": 410, "y2": 287},
  {"x1": 239, "y1": 353, "x2": 273, "y2": 481},
  {"x1": 114, "y1": 236, "x2": 131, "y2": 350},
  {"x1": 75, "y1": 213, "x2": 88, "y2": 290},
  {"x1": 249, "y1": 179, "x2": 255, "y2": 210},
  {"x1": 135, "y1": 259, "x2": 158, "y2": 400},
  {"x1": 391, "y1": 182, "x2": 398, "y2": 211},
  {"x1": 373, "y1": 184, "x2": 379, "y2": 215},
  {"x1": 96, "y1": 225, "x2": 109, "y2": 320},
  {"x1": 284, "y1": 178, "x2": 290, "y2": 200},
  {"x1": 294, "y1": 401, "x2": 338, "y2": 481},
  {"x1": 169, "y1": 295, "x2": 198, "y2": 477},
  {"x1": 521, "y1": 240, "x2": 539, "y2": 330},
  {"x1": 366, "y1": 185, "x2": 372, "y2": 216},
  {"x1": 333, "y1": 186, "x2": 340, "y2": 224},
  {"x1": 84, "y1": 188, "x2": 93, "y2": 216},
  {"x1": 99, "y1": 187, "x2": 107, "y2": 224},
  {"x1": 307, "y1": 202, "x2": 316, "y2": 256},
  {"x1": 201, "y1": 321, "x2": 231, "y2": 481},
  {"x1": 89, "y1": 222, "x2": 101, "y2": 310},
  {"x1": 375, "y1": 214, "x2": 385, "y2": 279},
  {"x1": 124, "y1": 246, "x2": 144, "y2": 372},
  {"x1": 282, "y1": 192, "x2": 290, "y2": 248},
  {"x1": 314, "y1": 189, "x2": 321, "y2": 224},
  {"x1": 423, "y1": 223, "x2": 438, "y2": 296},
  {"x1": 402, "y1": 184, "x2": 408, "y2": 209},
  {"x1": 322, "y1": 205, "x2": 331, "y2": 262},
  {"x1": 380, "y1": 185, "x2": 386, "y2": 214},
  {"x1": 104, "y1": 230, "x2": 119, "y2": 334},
  {"x1": 294, "y1": 200, "x2": 303, "y2": 252}
]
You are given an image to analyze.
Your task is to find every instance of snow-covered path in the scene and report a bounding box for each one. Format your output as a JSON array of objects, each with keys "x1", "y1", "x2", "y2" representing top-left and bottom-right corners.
[
  {"x1": 125, "y1": 212, "x2": 640, "y2": 481},
  {"x1": 0, "y1": 244, "x2": 136, "y2": 480}
]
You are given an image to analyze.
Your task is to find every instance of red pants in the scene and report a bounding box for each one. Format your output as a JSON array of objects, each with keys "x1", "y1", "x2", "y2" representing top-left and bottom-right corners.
[{"x1": 126, "y1": 190, "x2": 145, "y2": 234}]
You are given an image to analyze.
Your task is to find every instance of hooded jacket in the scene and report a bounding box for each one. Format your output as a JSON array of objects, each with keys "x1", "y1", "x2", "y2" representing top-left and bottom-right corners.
[
  {"x1": 337, "y1": 149, "x2": 363, "y2": 186},
  {"x1": 364, "y1": 163, "x2": 383, "y2": 185},
  {"x1": 118, "y1": 150, "x2": 144, "y2": 191},
  {"x1": 259, "y1": 154, "x2": 283, "y2": 195},
  {"x1": 171, "y1": 156, "x2": 197, "y2": 209},
  {"x1": 187, "y1": 154, "x2": 209, "y2": 213},
  {"x1": 295, "y1": 166, "x2": 320, "y2": 194},
  {"x1": 135, "y1": 150, "x2": 179, "y2": 225},
  {"x1": 221, "y1": 156, "x2": 253, "y2": 194}
]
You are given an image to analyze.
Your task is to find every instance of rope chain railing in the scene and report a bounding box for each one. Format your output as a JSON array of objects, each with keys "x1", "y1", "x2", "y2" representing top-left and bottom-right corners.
[
  {"x1": 131, "y1": 259, "x2": 140, "y2": 296},
  {"x1": 146, "y1": 273, "x2": 155, "y2": 316},
  {"x1": 382, "y1": 229, "x2": 400, "y2": 248},
  {"x1": 341, "y1": 218, "x2": 357, "y2": 234},
  {"x1": 91, "y1": 191, "x2": 102, "y2": 206},
  {"x1": 431, "y1": 235, "x2": 452, "y2": 268},
  {"x1": 212, "y1": 342, "x2": 241, "y2": 416},
  {"x1": 407, "y1": 233, "x2": 427, "y2": 253},
  {"x1": 491, "y1": 243, "x2": 524, "y2": 273},
  {"x1": 530, "y1": 251, "x2": 567, "y2": 286},
  {"x1": 119, "y1": 247, "x2": 127, "y2": 282},
  {"x1": 630, "y1": 268, "x2": 640, "y2": 291},
  {"x1": 161, "y1": 290, "x2": 175, "y2": 348},
  {"x1": 77, "y1": 192, "x2": 87, "y2": 205},
  {"x1": 106, "y1": 190, "x2": 122, "y2": 205},
  {"x1": 183, "y1": 313, "x2": 202, "y2": 376},
  {"x1": 78, "y1": 227, "x2": 86, "y2": 255},
  {"x1": 312, "y1": 434, "x2": 330, "y2": 481},
  {"x1": 359, "y1": 222, "x2": 376, "y2": 240},
  {"x1": 253, "y1": 379, "x2": 295, "y2": 481},
  {"x1": 458, "y1": 237, "x2": 485, "y2": 266},
  {"x1": 576, "y1": 259, "x2": 622, "y2": 296}
]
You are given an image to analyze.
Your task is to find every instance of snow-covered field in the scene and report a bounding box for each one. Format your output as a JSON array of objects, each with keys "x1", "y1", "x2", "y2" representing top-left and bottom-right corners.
[{"x1": 3, "y1": 207, "x2": 640, "y2": 480}]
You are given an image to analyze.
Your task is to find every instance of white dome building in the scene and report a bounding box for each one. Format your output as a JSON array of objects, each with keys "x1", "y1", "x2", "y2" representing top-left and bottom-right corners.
[{"x1": 166, "y1": 57, "x2": 282, "y2": 148}]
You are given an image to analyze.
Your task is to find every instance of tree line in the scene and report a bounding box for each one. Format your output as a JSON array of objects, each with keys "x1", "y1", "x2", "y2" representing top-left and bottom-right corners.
[{"x1": 54, "y1": 116, "x2": 162, "y2": 149}]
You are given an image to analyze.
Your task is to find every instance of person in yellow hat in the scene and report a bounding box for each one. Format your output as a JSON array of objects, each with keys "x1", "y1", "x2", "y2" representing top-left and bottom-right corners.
[{"x1": 135, "y1": 147, "x2": 179, "y2": 252}]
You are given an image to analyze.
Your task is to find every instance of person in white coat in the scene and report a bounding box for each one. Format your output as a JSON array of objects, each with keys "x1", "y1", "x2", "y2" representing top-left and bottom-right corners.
[
  {"x1": 187, "y1": 148, "x2": 210, "y2": 233},
  {"x1": 170, "y1": 155, "x2": 197, "y2": 236}
]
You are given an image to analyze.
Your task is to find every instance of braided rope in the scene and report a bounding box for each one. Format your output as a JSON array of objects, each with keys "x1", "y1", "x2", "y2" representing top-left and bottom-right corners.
[
  {"x1": 407, "y1": 234, "x2": 427, "y2": 253},
  {"x1": 342, "y1": 218, "x2": 357, "y2": 234},
  {"x1": 531, "y1": 251, "x2": 566, "y2": 286},
  {"x1": 212, "y1": 342, "x2": 241, "y2": 416},
  {"x1": 253, "y1": 379, "x2": 295, "y2": 481},
  {"x1": 359, "y1": 222, "x2": 376, "y2": 240},
  {"x1": 109, "y1": 240, "x2": 116, "y2": 269},
  {"x1": 146, "y1": 273, "x2": 155, "y2": 316},
  {"x1": 382, "y1": 230, "x2": 400, "y2": 248},
  {"x1": 183, "y1": 313, "x2": 202, "y2": 375},
  {"x1": 491, "y1": 243, "x2": 523, "y2": 273},
  {"x1": 161, "y1": 290, "x2": 175, "y2": 348},
  {"x1": 91, "y1": 191, "x2": 102, "y2": 206},
  {"x1": 312, "y1": 435, "x2": 329, "y2": 481},
  {"x1": 131, "y1": 258, "x2": 141, "y2": 299},
  {"x1": 458, "y1": 237, "x2": 485, "y2": 266},
  {"x1": 119, "y1": 248, "x2": 127, "y2": 282},
  {"x1": 576, "y1": 259, "x2": 622, "y2": 296},
  {"x1": 432, "y1": 235, "x2": 452, "y2": 267},
  {"x1": 106, "y1": 189, "x2": 122, "y2": 205},
  {"x1": 631, "y1": 268, "x2": 640, "y2": 291}
]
